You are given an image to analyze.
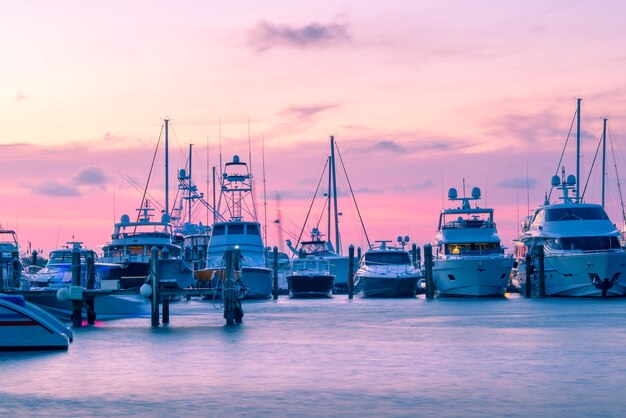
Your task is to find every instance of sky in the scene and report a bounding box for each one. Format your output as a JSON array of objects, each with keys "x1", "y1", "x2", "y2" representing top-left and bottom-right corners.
[{"x1": 3, "y1": 0, "x2": 626, "y2": 256}]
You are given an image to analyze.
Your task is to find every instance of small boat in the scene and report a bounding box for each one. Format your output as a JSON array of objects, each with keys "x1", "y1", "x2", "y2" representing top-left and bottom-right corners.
[
  {"x1": 354, "y1": 240, "x2": 422, "y2": 297},
  {"x1": 0, "y1": 227, "x2": 29, "y2": 289},
  {"x1": 432, "y1": 185, "x2": 512, "y2": 297},
  {"x1": 287, "y1": 257, "x2": 335, "y2": 297},
  {"x1": 0, "y1": 294, "x2": 72, "y2": 351}
]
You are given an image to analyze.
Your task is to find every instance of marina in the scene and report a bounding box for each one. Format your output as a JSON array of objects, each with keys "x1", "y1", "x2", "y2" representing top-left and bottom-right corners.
[{"x1": 1, "y1": 295, "x2": 626, "y2": 417}]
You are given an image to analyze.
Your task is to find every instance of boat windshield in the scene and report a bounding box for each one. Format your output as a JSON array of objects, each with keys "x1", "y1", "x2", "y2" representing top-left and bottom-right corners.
[
  {"x1": 544, "y1": 207, "x2": 609, "y2": 222},
  {"x1": 445, "y1": 242, "x2": 502, "y2": 255},
  {"x1": 364, "y1": 252, "x2": 411, "y2": 265},
  {"x1": 544, "y1": 236, "x2": 621, "y2": 251}
]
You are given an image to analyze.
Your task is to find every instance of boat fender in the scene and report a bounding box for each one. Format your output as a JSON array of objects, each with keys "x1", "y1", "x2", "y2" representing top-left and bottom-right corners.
[
  {"x1": 56, "y1": 287, "x2": 70, "y2": 302},
  {"x1": 140, "y1": 283, "x2": 153, "y2": 298}
]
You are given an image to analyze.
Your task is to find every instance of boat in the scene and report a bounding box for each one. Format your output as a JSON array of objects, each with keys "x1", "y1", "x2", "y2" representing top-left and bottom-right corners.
[
  {"x1": 512, "y1": 170, "x2": 626, "y2": 296},
  {"x1": 0, "y1": 293, "x2": 72, "y2": 351},
  {"x1": 432, "y1": 185, "x2": 512, "y2": 297},
  {"x1": 196, "y1": 155, "x2": 273, "y2": 299},
  {"x1": 26, "y1": 242, "x2": 150, "y2": 319},
  {"x1": 287, "y1": 256, "x2": 335, "y2": 297},
  {"x1": 286, "y1": 136, "x2": 368, "y2": 292},
  {"x1": 100, "y1": 202, "x2": 194, "y2": 290},
  {"x1": 354, "y1": 240, "x2": 422, "y2": 297},
  {"x1": 0, "y1": 227, "x2": 29, "y2": 289}
]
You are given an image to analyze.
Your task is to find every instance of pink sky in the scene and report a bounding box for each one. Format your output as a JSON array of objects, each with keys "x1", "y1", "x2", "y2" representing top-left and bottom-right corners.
[{"x1": 2, "y1": 1, "x2": 626, "y2": 255}]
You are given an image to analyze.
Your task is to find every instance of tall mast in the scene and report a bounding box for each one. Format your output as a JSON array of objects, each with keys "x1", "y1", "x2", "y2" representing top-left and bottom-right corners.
[
  {"x1": 330, "y1": 135, "x2": 340, "y2": 254},
  {"x1": 188, "y1": 143, "x2": 193, "y2": 224},
  {"x1": 165, "y1": 118, "x2": 170, "y2": 217},
  {"x1": 602, "y1": 118, "x2": 607, "y2": 207},
  {"x1": 576, "y1": 98, "x2": 581, "y2": 203},
  {"x1": 212, "y1": 166, "x2": 217, "y2": 223},
  {"x1": 327, "y1": 155, "x2": 332, "y2": 243}
]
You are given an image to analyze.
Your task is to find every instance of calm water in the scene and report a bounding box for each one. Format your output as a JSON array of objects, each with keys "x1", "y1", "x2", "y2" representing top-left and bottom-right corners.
[{"x1": 2, "y1": 294, "x2": 626, "y2": 417}]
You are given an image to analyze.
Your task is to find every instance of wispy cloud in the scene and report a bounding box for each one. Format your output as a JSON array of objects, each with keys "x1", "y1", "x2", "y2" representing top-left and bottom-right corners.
[
  {"x1": 14, "y1": 90, "x2": 28, "y2": 103},
  {"x1": 249, "y1": 21, "x2": 350, "y2": 52},
  {"x1": 30, "y1": 181, "x2": 80, "y2": 197},
  {"x1": 280, "y1": 104, "x2": 339, "y2": 120},
  {"x1": 72, "y1": 167, "x2": 108, "y2": 189}
]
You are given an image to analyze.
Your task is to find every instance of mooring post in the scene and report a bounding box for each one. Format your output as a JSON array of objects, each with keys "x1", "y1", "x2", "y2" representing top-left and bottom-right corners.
[
  {"x1": 424, "y1": 244, "x2": 434, "y2": 300},
  {"x1": 71, "y1": 245, "x2": 82, "y2": 328},
  {"x1": 357, "y1": 246, "x2": 361, "y2": 262},
  {"x1": 525, "y1": 254, "x2": 532, "y2": 298},
  {"x1": 161, "y1": 250, "x2": 170, "y2": 324},
  {"x1": 411, "y1": 243, "x2": 417, "y2": 267},
  {"x1": 348, "y1": 245, "x2": 355, "y2": 299},
  {"x1": 537, "y1": 245, "x2": 546, "y2": 298},
  {"x1": 272, "y1": 246, "x2": 279, "y2": 300},
  {"x1": 150, "y1": 246, "x2": 160, "y2": 327},
  {"x1": 85, "y1": 251, "x2": 96, "y2": 325},
  {"x1": 0, "y1": 255, "x2": 4, "y2": 291},
  {"x1": 11, "y1": 251, "x2": 20, "y2": 289}
]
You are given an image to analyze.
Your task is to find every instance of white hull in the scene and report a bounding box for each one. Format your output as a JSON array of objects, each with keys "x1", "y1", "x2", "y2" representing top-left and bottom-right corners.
[
  {"x1": 530, "y1": 251, "x2": 626, "y2": 297},
  {"x1": 433, "y1": 256, "x2": 512, "y2": 297},
  {"x1": 241, "y1": 267, "x2": 273, "y2": 299}
]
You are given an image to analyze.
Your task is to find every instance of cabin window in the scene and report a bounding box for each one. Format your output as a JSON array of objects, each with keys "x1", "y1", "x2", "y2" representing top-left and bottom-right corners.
[
  {"x1": 228, "y1": 224, "x2": 244, "y2": 234},
  {"x1": 559, "y1": 236, "x2": 620, "y2": 251},
  {"x1": 545, "y1": 207, "x2": 609, "y2": 222},
  {"x1": 128, "y1": 246, "x2": 144, "y2": 256},
  {"x1": 445, "y1": 242, "x2": 501, "y2": 255},
  {"x1": 364, "y1": 252, "x2": 411, "y2": 265},
  {"x1": 213, "y1": 225, "x2": 225, "y2": 235},
  {"x1": 247, "y1": 224, "x2": 260, "y2": 235}
]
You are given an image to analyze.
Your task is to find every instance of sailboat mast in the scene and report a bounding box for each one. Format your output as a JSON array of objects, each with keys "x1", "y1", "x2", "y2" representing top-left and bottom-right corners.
[
  {"x1": 212, "y1": 166, "x2": 217, "y2": 223},
  {"x1": 327, "y1": 155, "x2": 332, "y2": 242},
  {"x1": 330, "y1": 135, "x2": 340, "y2": 254},
  {"x1": 602, "y1": 118, "x2": 607, "y2": 207},
  {"x1": 165, "y1": 118, "x2": 170, "y2": 217},
  {"x1": 576, "y1": 98, "x2": 581, "y2": 203},
  {"x1": 188, "y1": 143, "x2": 193, "y2": 224}
]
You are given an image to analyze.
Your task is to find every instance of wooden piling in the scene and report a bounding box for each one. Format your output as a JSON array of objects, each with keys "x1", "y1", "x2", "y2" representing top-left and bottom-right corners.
[
  {"x1": 272, "y1": 246, "x2": 279, "y2": 300},
  {"x1": 162, "y1": 298, "x2": 170, "y2": 324},
  {"x1": 85, "y1": 252, "x2": 96, "y2": 325},
  {"x1": 150, "y1": 246, "x2": 160, "y2": 327},
  {"x1": 357, "y1": 246, "x2": 361, "y2": 262},
  {"x1": 11, "y1": 251, "x2": 20, "y2": 289},
  {"x1": 424, "y1": 244, "x2": 434, "y2": 300},
  {"x1": 537, "y1": 245, "x2": 546, "y2": 298},
  {"x1": 0, "y1": 256, "x2": 4, "y2": 291},
  {"x1": 348, "y1": 245, "x2": 354, "y2": 299},
  {"x1": 411, "y1": 243, "x2": 417, "y2": 267},
  {"x1": 71, "y1": 246, "x2": 82, "y2": 328},
  {"x1": 524, "y1": 254, "x2": 532, "y2": 298}
]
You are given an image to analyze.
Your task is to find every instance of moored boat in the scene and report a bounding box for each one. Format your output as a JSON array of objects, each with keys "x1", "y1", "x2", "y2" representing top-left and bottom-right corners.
[
  {"x1": 287, "y1": 257, "x2": 335, "y2": 297},
  {"x1": 354, "y1": 240, "x2": 422, "y2": 297},
  {"x1": 432, "y1": 185, "x2": 512, "y2": 297}
]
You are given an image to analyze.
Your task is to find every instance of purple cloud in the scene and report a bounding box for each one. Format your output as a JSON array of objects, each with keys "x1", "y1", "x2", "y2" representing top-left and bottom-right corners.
[
  {"x1": 31, "y1": 181, "x2": 80, "y2": 197},
  {"x1": 249, "y1": 21, "x2": 350, "y2": 52}
]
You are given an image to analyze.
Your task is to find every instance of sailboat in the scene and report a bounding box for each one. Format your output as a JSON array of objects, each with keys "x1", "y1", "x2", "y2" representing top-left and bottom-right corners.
[
  {"x1": 286, "y1": 135, "x2": 368, "y2": 292},
  {"x1": 198, "y1": 155, "x2": 273, "y2": 299}
]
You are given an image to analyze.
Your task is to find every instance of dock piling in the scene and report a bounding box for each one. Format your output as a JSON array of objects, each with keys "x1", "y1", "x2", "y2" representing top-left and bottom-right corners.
[
  {"x1": 85, "y1": 252, "x2": 96, "y2": 325},
  {"x1": 11, "y1": 251, "x2": 20, "y2": 289},
  {"x1": 150, "y1": 246, "x2": 160, "y2": 327},
  {"x1": 525, "y1": 255, "x2": 532, "y2": 298},
  {"x1": 0, "y1": 256, "x2": 4, "y2": 291},
  {"x1": 71, "y1": 245, "x2": 82, "y2": 327},
  {"x1": 424, "y1": 244, "x2": 434, "y2": 300},
  {"x1": 272, "y1": 246, "x2": 278, "y2": 300},
  {"x1": 348, "y1": 245, "x2": 355, "y2": 299},
  {"x1": 537, "y1": 245, "x2": 546, "y2": 298}
]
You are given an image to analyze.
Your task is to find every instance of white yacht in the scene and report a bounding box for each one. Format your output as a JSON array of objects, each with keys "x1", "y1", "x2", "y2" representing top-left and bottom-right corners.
[
  {"x1": 0, "y1": 228, "x2": 28, "y2": 289},
  {"x1": 433, "y1": 186, "x2": 512, "y2": 297},
  {"x1": 197, "y1": 155, "x2": 273, "y2": 299},
  {"x1": 513, "y1": 171, "x2": 626, "y2": 296},
  {"x1": 354, "y1": 240, "x2": 422, "y2": 297}
]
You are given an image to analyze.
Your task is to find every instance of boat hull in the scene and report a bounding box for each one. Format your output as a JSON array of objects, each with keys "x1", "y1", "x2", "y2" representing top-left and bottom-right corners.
[
  {"x1": 433, "y1": 256, "x2": 512, "y2": 297},
  {"x1": 287, "y1": 274, "x2": 334, "y2": 297},
  {"x1": 522, "y1": 251, "x2": 626, "y2": 297},
  {"x1": 241, "y1": 267, "x2": 273, "y2": 299},
  {"x1": 0, "y1": 295, "x2": 71, "y2": 350},
  {"x1": 356, "y1": 275, "x2": 419, "y2": 297}
]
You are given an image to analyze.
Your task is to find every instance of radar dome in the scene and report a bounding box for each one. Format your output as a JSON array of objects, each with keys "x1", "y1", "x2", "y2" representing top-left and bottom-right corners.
[
  {"x1": 397, "y1": 236, "x2": 403, "y2": 243},
  {"x1": 233, "y1": 155, "x2": 240, "y2": 163},
  {"x1": 120, "y1": 214, "x2": 131, "y2": 224},
  {"x1": 179, "y1": 168, "x2": 187, "y2": 178},
  {"x1": 161, "y1": 213, "x2": 171, "y2": 223},
  {"x1": 404, "y1": 235, "x2": 410, "y2": 243},
  {"x1": 448, "y1": 188, "x2": 458, "y2": 200},
  {"x1": 566, "y1": 174, "x2": 576, "y2": 185},
  {"x1": 551, "y1": 175, "x2": 560, "y2": 187},
  {"x1": 471, "y1": 187, "x2": 481, "y2": 199}
]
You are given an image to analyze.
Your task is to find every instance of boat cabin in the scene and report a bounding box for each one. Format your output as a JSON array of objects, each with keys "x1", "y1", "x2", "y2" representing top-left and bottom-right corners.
[{"x1": 363, "y1": 250, "x2": 411, "y2": 266}]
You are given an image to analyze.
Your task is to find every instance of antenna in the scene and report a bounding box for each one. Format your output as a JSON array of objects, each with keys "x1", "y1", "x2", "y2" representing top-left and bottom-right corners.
[
  {"x1": 262, "y1": 134, "x2": 268, "y2": 248},
  {"x1": 206, "y1": 135, "x2": 210, "y2": 227},
  {"x1": 576, "y1": 97, "x2": 582, "y2": 203},
  {"x1": 219, "y1": 118, "x2": 223, "y2": 179}
]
